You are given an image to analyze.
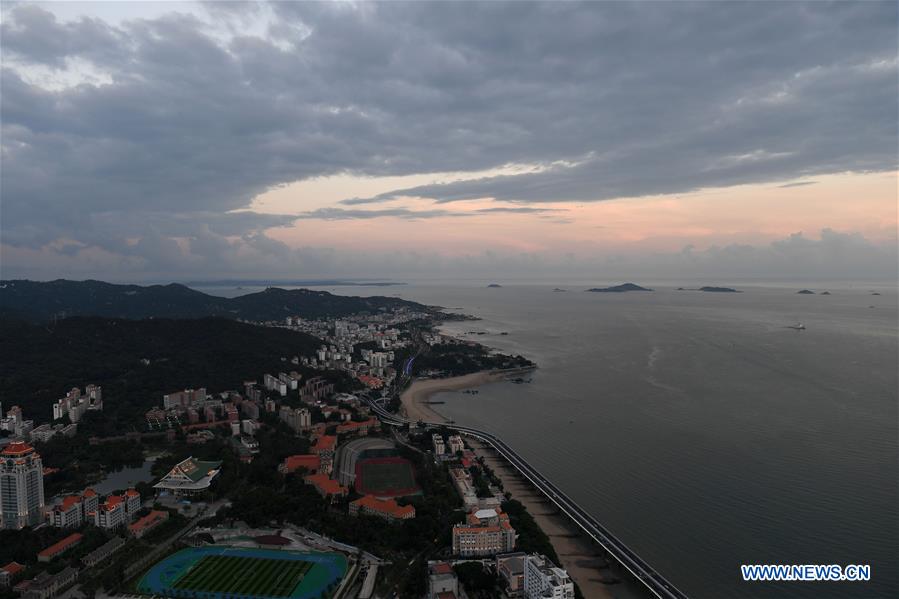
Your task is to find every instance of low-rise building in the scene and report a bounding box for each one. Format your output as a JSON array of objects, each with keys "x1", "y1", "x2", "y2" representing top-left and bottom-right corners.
[
  {"x1": 129, "y1": 510, "x2": 169, "y2": 538},
  {"x1": 153, "y1": 457, "x2": 221, "y2": 496},
  {"x1": 452, "y1": 508, "x2": 516, "y2": 557},
  {"x1": 0, "y1": 562, "x2": 24, "y2": 587},
  {"x1": 427, "y1": 561, "x2": 458, "y2": 599},
  {"x1": 303, "y1": 473, "x2": 348, "y2": 501},
  {"x1": 37, "y1": 533, "x2": 83, "y2": 563},
  {"x1": 522, "y1": 554, "x2": 574, "y2": 599},
  {"x1": 349, "y1": 495, "x2": 415, "y2": 522},
  {"x1": 279, "y1": 454, "x2": 320, "y2": 475},
  {"x1": 81, "y1": 537, "x2": 126, "y2": 568},
  {"x1": 21, "y1": 567, "x2": 78, "y2": 599}
]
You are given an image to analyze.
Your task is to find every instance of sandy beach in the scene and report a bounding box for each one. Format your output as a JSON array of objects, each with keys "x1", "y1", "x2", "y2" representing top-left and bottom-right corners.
[{"x1": 399, "y1": 370, "x2": 513, "y2": 422}]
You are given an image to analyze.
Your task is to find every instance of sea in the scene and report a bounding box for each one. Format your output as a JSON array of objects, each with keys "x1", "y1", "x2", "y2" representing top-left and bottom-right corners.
[{"x1": 197, "y1": 279, "x2": 898, "y2": 599}]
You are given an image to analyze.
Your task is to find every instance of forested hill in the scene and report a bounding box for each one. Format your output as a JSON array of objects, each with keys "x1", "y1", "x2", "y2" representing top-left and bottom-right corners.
[
  {"x1": 0, "y1": 279, "x2": 430, "y2": 322},
  {"x1": 0, "y1": 317, "x2": 331, "y2": 429}
]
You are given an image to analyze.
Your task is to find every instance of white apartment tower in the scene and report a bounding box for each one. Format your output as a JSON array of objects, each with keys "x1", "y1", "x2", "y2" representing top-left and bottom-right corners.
[
  {"x1": 523, "y1": 554, "x2": 575, "y2": 599},
  {"x1": 0, "y1": 442, "x2": 45, "y2": 530}
]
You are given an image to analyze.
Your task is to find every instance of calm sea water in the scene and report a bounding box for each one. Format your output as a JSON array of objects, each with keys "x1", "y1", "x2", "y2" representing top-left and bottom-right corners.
[{"x1": 200, "y1": 280, "x2": 898, "y2": 598}]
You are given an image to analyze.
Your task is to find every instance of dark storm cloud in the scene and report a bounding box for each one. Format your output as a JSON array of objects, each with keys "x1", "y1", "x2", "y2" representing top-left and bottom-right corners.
[{"x1": 1, "y1": 1, "x2": 896, "y2": 275}]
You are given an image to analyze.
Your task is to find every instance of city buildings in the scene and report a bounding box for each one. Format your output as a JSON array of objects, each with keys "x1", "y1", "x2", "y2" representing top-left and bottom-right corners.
[
  {"x1": 522, "y1": 554, "x2": 575, "y2": 599},
  {"x1": 279, "y1": 406, "x2": 311, "y2": 433},
  {"x1": 0, "y1": 441, "x2": 45, "y2": 529},
  {"x1": 153, "y1": 457, "x2": 221, "y2": 496},
  {"x1": 432, "y1": 434, "x2": 446, "y2": 455},
  {"x1": 51, "y1": 385, "x2": 103, "y2": 423},
  {"x1": 349, "y1": 495, "x2": 415, "y2": 522},
  {"x1": 451, "y1": 508, "x2": 516, "y2": 557},
  {"x1": 95, "y1": 489, "x2": 141, "y2": 529},
  {"x1": 163, "y1": 388, "x2": 206, "y2": 410}
]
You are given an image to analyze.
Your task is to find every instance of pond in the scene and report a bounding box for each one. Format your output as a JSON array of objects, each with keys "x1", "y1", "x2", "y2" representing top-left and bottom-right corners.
[{"x1": 92, "y1": 458, "x2": 157, "y2": 494}]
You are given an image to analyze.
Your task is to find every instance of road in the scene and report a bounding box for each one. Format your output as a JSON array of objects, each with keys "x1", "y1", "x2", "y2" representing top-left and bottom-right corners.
[{"x1": 364, "y1": 398, "x2": 689, "y2": 599}]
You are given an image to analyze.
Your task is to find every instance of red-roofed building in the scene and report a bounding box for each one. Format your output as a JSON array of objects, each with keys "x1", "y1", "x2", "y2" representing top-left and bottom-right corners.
[
  {"x1": 50, "y1": 495, "x2": 83, "y2": 528},
  {"x1": 37, "y1": 533, "x2": 83, "y2": 563},
  {"x1": 303, "y1": 473, "x2": 348, "y2": 502},
  {"x1": 452, "y1": 508, "x2": 516, "y2": 557},
  {"x1": 349, "y1": 495, "x2": 415, "y2": 522},
  {"x1": 128, "y1": 510, "x2": 169, "y2": 539},
  {"x1": 96, "y1": 495, "x2": 124, "y2": 529},
  {"x1": 0, "y1": 562, "x2": 24, "y2": 587},
  {"x1": 336, "y1": 418, "x2": 379, "y2": 436},
  {"x1": 278, "y1": 454, "x2": 320, "y2": 475}
]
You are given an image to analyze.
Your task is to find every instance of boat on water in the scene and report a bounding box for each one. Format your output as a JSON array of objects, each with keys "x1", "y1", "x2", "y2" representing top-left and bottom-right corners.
[{"x1": 787, "y1": 323, "x2": 806, "y2": 330}]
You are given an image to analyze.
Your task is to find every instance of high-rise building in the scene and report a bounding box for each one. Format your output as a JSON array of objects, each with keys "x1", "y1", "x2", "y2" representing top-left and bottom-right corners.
[{"x1": 0, "y1": 442, "x2": 45, "y2": 529}]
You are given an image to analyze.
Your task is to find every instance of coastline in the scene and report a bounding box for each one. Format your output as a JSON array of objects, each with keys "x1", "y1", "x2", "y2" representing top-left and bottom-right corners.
[
  {"x1": 401, "y1": 370, "x2": 647, "y2": 599},
  {"x1": 399, "y1": 368, "x2": 530, "y2": 423}
]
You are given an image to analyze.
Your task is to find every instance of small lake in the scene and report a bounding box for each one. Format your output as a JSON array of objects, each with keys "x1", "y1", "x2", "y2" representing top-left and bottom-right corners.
[{"x1": 92, "y1": 459, "x2": 157, "y2": 494}]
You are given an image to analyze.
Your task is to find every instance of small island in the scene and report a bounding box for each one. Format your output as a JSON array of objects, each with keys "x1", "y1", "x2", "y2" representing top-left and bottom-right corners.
[
  {"x1": 487, "y1": 283, "x2": 503, "y2": 288},
  {"x1": 699, "y1": 286, "x2": 740, "y2": 293},
  {"x1": 821, "y1": 291, "x2": 831, "y2": 295},
  {"x1": 552, "y1": 288, "x2": 567, "y2": 292},
  {"x1": 797, "y1": 289, "x2": 815, "y2": 295},
  {"x1": 586, "y1": 283, "x2": 653, "y2": 293}
]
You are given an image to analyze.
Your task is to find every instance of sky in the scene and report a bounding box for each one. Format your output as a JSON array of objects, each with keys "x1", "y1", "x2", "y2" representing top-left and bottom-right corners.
[{"x1": 1, "y1": 1, "x2": 897, "y2": 282}]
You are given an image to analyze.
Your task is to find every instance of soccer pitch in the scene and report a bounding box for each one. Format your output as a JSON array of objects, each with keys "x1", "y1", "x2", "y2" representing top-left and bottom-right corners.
[
  {"x1": 174, "y1": 555, "x2": 312, "y2": 596},
  {"x1": 355, "y1": 457, "x2": 419, "y2": 496},
  {"x1": 138, "y1": 547, "x2": 347, "y2": 599}
]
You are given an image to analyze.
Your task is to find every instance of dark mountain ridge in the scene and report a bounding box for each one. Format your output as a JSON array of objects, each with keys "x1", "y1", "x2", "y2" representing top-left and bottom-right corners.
[
  {"x1": 0, "y1": 316, "x2": 332, "y2": 429},
  {"x1": 0, "y1": 279, "x2": 430, "y2": 322}
]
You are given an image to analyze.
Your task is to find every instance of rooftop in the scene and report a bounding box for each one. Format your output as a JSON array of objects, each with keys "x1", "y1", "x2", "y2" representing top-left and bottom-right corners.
[
  {"x1": 38, "y1": 533, "x2": 83, "y2": 559},
  {"x1": 352, "y1": 495, "x2": 415, "y2": 519},
  {"x1": 0, "y1": 441, "x2": 35, "y2": 457},
  {"x1": 281, "y1": 454, "x2": 320, "y2": 473}
]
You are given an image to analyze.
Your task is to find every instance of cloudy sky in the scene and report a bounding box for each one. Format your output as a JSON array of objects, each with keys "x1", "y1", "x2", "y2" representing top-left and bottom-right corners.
[{"x1": 1, "y1": 1, "x2": 896, "y2": 282}]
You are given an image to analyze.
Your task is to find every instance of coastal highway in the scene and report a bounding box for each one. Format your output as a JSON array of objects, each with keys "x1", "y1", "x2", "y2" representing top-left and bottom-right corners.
[{"x1": 364, "y1": 397, "x2": 689, "y2": 599}]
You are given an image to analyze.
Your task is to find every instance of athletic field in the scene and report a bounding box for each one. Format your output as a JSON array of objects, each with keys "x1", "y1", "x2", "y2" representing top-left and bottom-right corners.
[
  {"x1": 354, "y1": 456, "x2": 419, "y2": 497},
  {"x1": 137, "y1": 546, "x2": 347, "y2": 599}
]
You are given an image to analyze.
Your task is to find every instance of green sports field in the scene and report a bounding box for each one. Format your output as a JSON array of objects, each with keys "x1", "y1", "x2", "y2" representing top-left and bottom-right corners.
[
  {"x1": 173, "y1": 555, "x2": 312, "y2": 596},
  {"x1": 137, "y1": 546, "x2": 347, "y2": 599}
]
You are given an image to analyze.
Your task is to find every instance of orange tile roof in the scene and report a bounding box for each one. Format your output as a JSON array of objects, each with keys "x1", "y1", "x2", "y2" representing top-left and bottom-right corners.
[
  {"x1": 82, "y1": 488, "x2": 97, "y2": 497},
  {"x1": 38, "y1": 533, "x2": 83, "y2": 559},
  {"x1": 312, "y1": 435, "x2": 337, "y2": 453},
  {"x1": 1, "y1": 442, "x2": 34, "y2": 457},
  {"x1": 281, "y1": 454, "x2": 320, "y2": 473},
  {"x1": 59, "y1": 495, "x2": 82, "y2": 511},
  {"x1": 125, "y1": 488, "x2": 140, "y2": 497},
  {"x1": 351, "y1": 495, "x2": 415, "y2": 519},
  {"x1": 129, "y1": 510, "x2": 168, "y2": 534},
  {"x1": 104, "y1": 495, "x2": 124, "y2": 509},
  {"x1": 1, "y1": 562, "x2": 24, "y2": 575},
  {"x1": 304, "y1": 473, "x2": 347, "y2": 496}
]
